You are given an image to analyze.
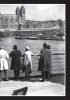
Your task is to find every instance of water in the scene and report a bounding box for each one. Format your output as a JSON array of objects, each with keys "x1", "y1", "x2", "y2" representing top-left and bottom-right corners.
[{"x1": 0, "y1": 36, "x2": 65, "y2": 74}]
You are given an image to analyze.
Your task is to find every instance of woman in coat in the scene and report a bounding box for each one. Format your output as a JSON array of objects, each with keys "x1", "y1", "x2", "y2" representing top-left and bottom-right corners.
[
  {"x1": 22, "y1": 46, "x2": 34, "y2": 79},
  {"x1": 9, "y1": 45, "x2": 21, "y2": 81},
  {"x1": 0, "y1": 47, "x2": 9, "y2": 82}
]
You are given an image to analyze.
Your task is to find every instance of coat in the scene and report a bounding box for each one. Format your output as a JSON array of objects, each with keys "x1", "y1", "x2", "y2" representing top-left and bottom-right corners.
[
  {"x1": 9, "y1": 49, "x2": 21, "y2": 70},
  {"x1": 38, "y1": 48, "x2": 51, "y2": 72},
  {"x1": 22, "y1": 51, "x2": 34, "y2": 73},
  {"x1": 0, "y1": 49, "x2": 9, "y2": 70}
]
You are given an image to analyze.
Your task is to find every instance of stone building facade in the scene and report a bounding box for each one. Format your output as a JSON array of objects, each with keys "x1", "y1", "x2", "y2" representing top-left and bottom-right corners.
[
  {"x1": 0, "y1": 5, "x2": 26, "y2": 30},
  {"x1": 0, "y1": 5, "x2": 65, "y2": 32},
  {"x1": 0, "y1": 14, "x2": 18, "y2": 30}
]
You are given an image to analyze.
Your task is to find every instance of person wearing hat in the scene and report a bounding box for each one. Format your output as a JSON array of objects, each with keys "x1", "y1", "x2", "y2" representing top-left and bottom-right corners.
[
  {"x1": 47, "y1": 45, "x2": 50, "y2": 49},
  {"x1": 46, "y1": 45, "x2": 52, "y2": 79},
  {"x1": 38, "y1": 43, "x2": 52, "y2": 82},
  {"x1": 22, "y1": 46, "x2": 34, "y2": 79},
  {"x1": 9, "y1": 45, "x2": 21, "y2": 81},
  {"x1": 0, "y1": 47, "x2": 9, "y2": 82}
]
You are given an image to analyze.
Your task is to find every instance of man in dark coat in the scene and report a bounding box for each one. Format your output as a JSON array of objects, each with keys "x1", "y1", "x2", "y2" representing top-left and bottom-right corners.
[
  {"x1": 38, "y1": 43, "x2": 51, "y2": 82},
  {"x1": 9, "y1": 45, "x2": 21, "y2": 81}
]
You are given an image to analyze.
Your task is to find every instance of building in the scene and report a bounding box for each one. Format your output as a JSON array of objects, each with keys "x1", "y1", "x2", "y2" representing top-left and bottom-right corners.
[
  {"x1": 0, "y1": 5, "x2": 65, "y2": 33},
  {"x1": 0, "y1": 5, "x2": 26, "y2": 30}
]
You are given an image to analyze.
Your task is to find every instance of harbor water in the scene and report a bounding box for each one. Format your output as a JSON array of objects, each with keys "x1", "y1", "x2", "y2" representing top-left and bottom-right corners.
[{"x1": 0, "y1": 36, "x2": 65, "y2": 74}]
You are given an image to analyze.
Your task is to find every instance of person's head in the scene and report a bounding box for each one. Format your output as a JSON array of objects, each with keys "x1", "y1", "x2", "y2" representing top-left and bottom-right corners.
[
  {"x1": 25, "y1": 46, "x2": 29, "y2": 51},
  {"x1": 13, "y1": 45, "x2": 17, "y2": 50},
  {"x1": 47, "y1": 45, "x2": 50, "y2": 49},
  {"x1": 43, "y1": 43, "x2": 47, "y2": 49}
]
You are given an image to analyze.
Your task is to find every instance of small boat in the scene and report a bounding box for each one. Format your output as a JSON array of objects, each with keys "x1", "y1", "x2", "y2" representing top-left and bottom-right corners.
[
  {"x1": 0, "y1": 32, "x2": 9, "y2": 37},
  {"x1": 41, "y1": 37, "x2": 65, "y2": 41},
  {"x1": 27, "y1": 35, "x2": 65, "y2": 41},
  {"x1": 27, "y1": 34, "x2": 43, "y2": 40},
  {"x1": 15, "y1": 35, "x2": 27, "y2": 39},
  {"x1": 27, "y1": 36, "x2": 36, "y2": 40}
]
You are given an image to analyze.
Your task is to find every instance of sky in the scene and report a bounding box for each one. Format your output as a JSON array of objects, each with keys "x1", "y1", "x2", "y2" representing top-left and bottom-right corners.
[{"x1": 0, "y1": 4, "x2": 65, "y2": 21}]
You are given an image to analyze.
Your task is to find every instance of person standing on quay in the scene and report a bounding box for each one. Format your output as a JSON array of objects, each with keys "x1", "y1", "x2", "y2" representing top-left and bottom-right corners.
[
  {"x1": 45, "y1": 44, "x2": 52, "y2": 79},
  {"x1": 9, "y1": 45, "x2": 21, "y2": 81},
  {"x1": 38, "y1": 43, "x2": 51, "y2": 82},
  {"x1": 0, "y1": 47, "x2": 9, "y2": 82},
  {"x1": 22, "y1": 47, "x2": 34, "y2": 80}
]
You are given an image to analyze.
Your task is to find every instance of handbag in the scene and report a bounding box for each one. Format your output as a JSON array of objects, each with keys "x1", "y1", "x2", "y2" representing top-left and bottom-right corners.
[{"x1": 21, "y1": 55, "x2": 26, "y2": 72}]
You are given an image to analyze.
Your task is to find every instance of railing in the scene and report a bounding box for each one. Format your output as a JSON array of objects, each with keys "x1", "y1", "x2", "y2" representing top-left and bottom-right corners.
[
  {"x1": 20, "y1": 53, "x2": 65, "y2": 74},
  {"x1": 8, "y1": 53, "x2": 65, "y2": 75}
]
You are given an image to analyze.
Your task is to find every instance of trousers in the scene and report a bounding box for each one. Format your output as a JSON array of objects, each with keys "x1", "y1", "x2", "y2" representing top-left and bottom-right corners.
[
  {"x1": 14, "y1": 70, "x2": 20, "y2": 80},
  {"x1": 42, "y1": 71, "x2": 50, "y2": 81}
]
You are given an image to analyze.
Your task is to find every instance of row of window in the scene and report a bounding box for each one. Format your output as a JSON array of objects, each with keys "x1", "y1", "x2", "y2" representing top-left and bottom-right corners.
[{"x1": 0, "y1": 17, "x2": 18, "y2": 23}]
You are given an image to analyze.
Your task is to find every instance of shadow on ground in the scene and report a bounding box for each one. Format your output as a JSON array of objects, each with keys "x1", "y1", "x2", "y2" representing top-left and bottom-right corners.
[
  {"x1": 5, "y1": 73, "x2": 65, "y2": 85},
  {"x1": 50, "y1": 73, "x2": 65, "y2": 85}
]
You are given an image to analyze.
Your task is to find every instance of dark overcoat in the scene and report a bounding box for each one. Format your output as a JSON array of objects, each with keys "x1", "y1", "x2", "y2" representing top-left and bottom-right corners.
[
  {"x1": 38, "y1": 48, "x2": 51, "y2": 72},
  {"x1": 9, "y1": 50, "x2": 21, "y2": 70}
]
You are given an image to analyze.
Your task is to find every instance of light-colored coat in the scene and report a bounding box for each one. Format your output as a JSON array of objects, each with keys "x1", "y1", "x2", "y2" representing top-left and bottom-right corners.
[
  {"x1": 0, "y1": 49, "x2": 9, "y2": 70},
  {"x1": 23, "y1": 51, "x2": 34, "y2": 72}
]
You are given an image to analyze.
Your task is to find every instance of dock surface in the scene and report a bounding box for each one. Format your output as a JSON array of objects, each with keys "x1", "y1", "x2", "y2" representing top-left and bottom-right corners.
[{"x1": 0, "y1": 72, "x2": 65, "y2": 96}]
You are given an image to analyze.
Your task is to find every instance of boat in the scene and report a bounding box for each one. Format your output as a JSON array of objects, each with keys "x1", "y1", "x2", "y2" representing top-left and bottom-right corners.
[
  {"x1": 41, "y1": 37, "x2": 65, "y2": 41},
  {"x1": 27, "y1": 34, "x2": 43, "y2": 40},
  {"x1": 15, "y1": 34, "x2": 27, "y2": 39},
  {"x1": 27, "y1": 37, "x2": 65, "y2": 41},
  {"x1": 27, "y1": 34, "x2": 65, "y2": 41},
  {"x1": 0, "y1": 31, "x2": 10, "y2": 37},
  {"x1": 15, "y1": 32, "x2": 65, "y2": 41},
  {"x1": 27, "y1": 36, "x2": 36, "y2": 40}
]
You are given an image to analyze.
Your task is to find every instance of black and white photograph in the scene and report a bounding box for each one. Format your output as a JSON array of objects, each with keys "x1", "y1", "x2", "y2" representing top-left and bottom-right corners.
[{"x1": 0, "y1": 4, "x2": 65, "y2": 96}]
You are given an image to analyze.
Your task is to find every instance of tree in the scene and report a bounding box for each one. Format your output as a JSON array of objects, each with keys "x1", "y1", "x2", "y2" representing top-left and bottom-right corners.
[{"x1": 57, "y1": 19, "x2": 63, "y2": 30}]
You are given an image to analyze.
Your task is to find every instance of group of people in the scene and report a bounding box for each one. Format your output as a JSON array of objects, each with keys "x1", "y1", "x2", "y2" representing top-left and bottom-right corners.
[{"x1": 0, "y1": 43, "x2": 51, "y2": 82}]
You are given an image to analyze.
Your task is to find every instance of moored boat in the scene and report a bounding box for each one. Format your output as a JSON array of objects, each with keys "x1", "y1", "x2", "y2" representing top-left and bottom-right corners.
[
  {"x1": 27, "y1": 36, "x2": 65, "y2": 41},
  {"x1": 15, "y1": 35, "x2": 27, "y2": 39},
  {"x1": 27, "y1": 36, "x2": 36, "y2": 40},
  {"x1": 41, "y1": 37, "x2": 65, "y2": 41}
]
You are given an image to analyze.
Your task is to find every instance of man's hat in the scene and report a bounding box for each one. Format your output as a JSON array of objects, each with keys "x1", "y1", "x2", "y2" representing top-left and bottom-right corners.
[
  {"x1": 13, "y1": 45, "x2": 17, "y2": 49},
  {"x1": 47, "y1": 45, "x2": 50, "y2": 49},
  {"x1": 43, "y1": 43, "x2": 47, "y2": 47},
  {"x1": 25, "y1": 46, "x2": 29, "y2": 50}
]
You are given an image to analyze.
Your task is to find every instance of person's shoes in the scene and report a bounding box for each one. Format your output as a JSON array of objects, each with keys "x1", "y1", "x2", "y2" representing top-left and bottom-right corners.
[
  {"x1": 5, "y1": 78, "x2": 9, "y2": 81},
  {"x1": 41, "y1": 80, "x2": 45, "y2": 82},
  {"x1": 15, "y1": 78, "x2": 19, "y2": 81},
  {"x1": 14, "y1": 78, "x2": 17, "y2": 81},
  {"x1": 14, "y1": 76, "x2": 19, "y2": 81},
  {"x1": 46, "y1": 79, "x2": 49, "y2": 81}
]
